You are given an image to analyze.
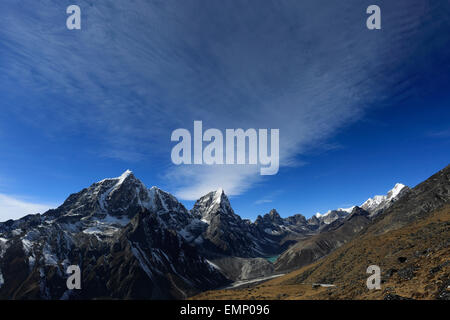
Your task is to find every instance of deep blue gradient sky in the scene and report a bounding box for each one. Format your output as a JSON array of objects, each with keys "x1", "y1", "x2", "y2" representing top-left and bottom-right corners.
[{"x1": 0, "y1": 1, "x2": 449, "y2": 221}]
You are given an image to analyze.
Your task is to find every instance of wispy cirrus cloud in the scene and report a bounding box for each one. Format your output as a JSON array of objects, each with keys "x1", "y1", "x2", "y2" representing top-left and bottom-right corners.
[
  {"x1": 254, "y1": 190, "x2": 284, "y2": 205},
  {"x1": 165, "y1": 165, "x2": 261, "y2": 200},
  {"x1": 254, "y1": 199, "x2": 273, "y2": 205},
  {"x1": 427, "y1": 129, "x2": 450, "y2": 138},
  {"x1": 0, "y1": 1, "x2": 440, "y2": 200}
]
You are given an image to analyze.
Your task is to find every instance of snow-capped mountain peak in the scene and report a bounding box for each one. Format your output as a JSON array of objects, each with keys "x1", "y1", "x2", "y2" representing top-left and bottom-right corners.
[
  {"x1": 213, "y1": 188, "x2": 224, "y2": 204},
  {"x1": 361, "y1": 183, "x2": 409, "y2": 216},
  {"x1": 147, "y1": 186, "x2": 189, "y2": 216},
  {"x1": 215, "y1": 187, "x2": 224, "y2": 194},
  {"x1": 95, "y1": 170, "x2": 151, "y2": 215},
  {"x1": 339, "y1": 206, "x2": 356, "y2": 213},
  {"x1": 98, "y1": 169, "x2": 133, "y2": 184},
  {"x1": 191, "y1": 188, "x2": 235, "y2": 224},
  {"x1": 387, "y1": 183, "x2": 406, "y2": 199},
  {"x1": 314, "y1": 207, "x2": 353, "y2": 225},
  {"x1": 315, "y1": 211, "x2": 328, "y2": 218},
  {"x1": 315, "y1": 206, "x2": 354, "y2": 219}
]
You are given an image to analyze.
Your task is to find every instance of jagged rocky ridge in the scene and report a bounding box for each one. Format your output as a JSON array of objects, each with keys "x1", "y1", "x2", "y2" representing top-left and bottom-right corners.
[{"x1": 0, "y1": 170, "x2": 410, "y2": 299}]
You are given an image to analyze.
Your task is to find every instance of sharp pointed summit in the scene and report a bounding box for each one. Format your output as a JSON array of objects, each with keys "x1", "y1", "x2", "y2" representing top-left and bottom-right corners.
[{"x1": 191, "y1": 188, "x2": 234, "y2": 224}]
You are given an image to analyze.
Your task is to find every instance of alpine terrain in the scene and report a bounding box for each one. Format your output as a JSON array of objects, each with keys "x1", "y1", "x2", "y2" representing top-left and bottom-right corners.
[{"x1": 1, "y1": 165, "x2": 448, "y2": 300}]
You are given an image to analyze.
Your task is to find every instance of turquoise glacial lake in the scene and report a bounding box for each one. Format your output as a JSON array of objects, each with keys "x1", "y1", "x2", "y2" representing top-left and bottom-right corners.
[{"x1": 265, "y1": 255, "x2": 279, "y2": 263}]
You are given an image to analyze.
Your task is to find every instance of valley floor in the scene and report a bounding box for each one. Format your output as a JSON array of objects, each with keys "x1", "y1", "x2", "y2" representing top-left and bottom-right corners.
[{"x1": 224, "y1": 273, "x2": 285, "y2": 289}]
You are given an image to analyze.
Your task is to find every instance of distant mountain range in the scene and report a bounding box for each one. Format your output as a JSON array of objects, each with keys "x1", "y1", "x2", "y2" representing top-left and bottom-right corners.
[
  {"x1": 1, "y1": 165, "x2": 447, "y2": 300},
  {"x1": 193, "y1": 164, "x2": 450, "y2": 300}
]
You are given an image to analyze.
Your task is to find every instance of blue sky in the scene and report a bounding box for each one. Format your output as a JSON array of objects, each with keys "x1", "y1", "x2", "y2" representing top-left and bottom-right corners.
[{"x1": 0, "y1": 0, "x2": 449, "y2": 222}]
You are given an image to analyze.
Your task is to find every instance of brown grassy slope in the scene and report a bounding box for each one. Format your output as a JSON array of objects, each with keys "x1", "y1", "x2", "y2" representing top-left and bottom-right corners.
[{"x1": 191, "y1": 204, "x2": 449, "y2": 300}]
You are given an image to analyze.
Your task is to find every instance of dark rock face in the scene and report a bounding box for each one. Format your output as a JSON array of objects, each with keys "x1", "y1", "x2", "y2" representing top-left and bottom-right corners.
[
  {"x1": 398, "y1": 266, "x2": 417, "y2": 281},
  {"x1": 436, "y1": 279, "x2": 450, "y2": 300},
  {"x1": 81, "y1": 209, "x2": 228, "y2": 299},
  {"x1": 191, "y1": 191, "x2": 285, "y2": 257},
  {"x1": 284, "y1": 214, "x2": 308, "y2": 226},
  {"x1": 306, "y1": 215, "x2": 320, "y2": 230},
  {"x1": 430, "y1": 261, "x2": 450, "y2": 275},
  {"x1": 255, "y1": 209, "x2": 284, "y2": 227},
  {"x1": 386, "y1": 268, "x2": 398, "y2": 278},
  {"x1": 398, "y1": 257, "x2": 407, "y2": 263},
  {"x1": 254, "y1": 210, "x2": 315, "y2": 236}
]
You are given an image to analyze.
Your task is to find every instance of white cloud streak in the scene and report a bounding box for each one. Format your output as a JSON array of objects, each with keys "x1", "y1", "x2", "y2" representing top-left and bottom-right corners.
[
  {"x1": 166, "y1": 165, "x2": 261, "y2": 200},
  {"x1": 0, "y1": 194, "x2": 56, "y2": 222}
]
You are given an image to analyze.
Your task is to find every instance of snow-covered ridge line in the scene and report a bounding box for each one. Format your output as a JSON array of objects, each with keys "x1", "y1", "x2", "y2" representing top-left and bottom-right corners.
[
  {"x1": 314, "y1": 183, "x2": 408, "y2": 221},
  {"x1": 91, "y1": 171, "x2": 406, "y2": 225},
  {"x1": 361, "y1": 183, "x2": 408, "y2": 216},
  {"x1": 362, "y1": 183, "x2": 406, "y2": 206},
  {"x1": 315, "y1": 206, "x2": 355, "y2": 218},
  {"x1": 98, "y1": 169, "x2": 133, "y2": 184}
]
